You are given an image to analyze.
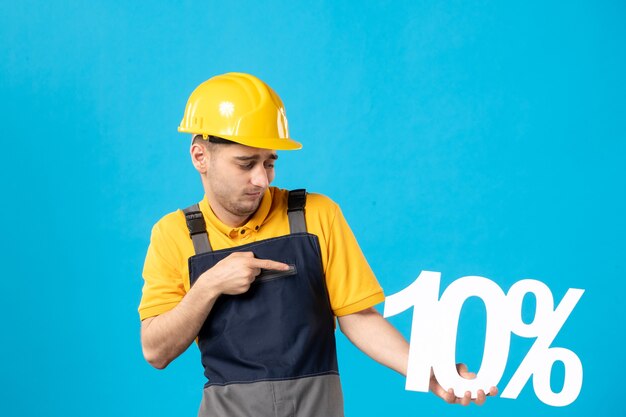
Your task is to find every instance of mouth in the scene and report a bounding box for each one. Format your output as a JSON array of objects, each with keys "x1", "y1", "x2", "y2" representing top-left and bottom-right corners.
[{"x1": 243, "y1": 190, "x2": 263, "y2": 199}]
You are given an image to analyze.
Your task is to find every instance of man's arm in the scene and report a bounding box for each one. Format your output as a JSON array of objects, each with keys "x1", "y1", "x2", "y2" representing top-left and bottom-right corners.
[
  {"x1": 141, "y1": 252, "x2": 290, "y2": 369},
  {"x1": 337, "y1": 307, "x2": 409, "y2": 374},
  {"x1": 337, "y1": 307, "x2": 497, "y2": 405},
  {"x1": 141, "y1": 278, "x2": 219, "y2": 369}
]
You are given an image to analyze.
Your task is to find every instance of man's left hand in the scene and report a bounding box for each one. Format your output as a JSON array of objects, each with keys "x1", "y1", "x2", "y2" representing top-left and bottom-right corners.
[{"x1": 429, "y1": 363, "x2": 498, "y2": 406}]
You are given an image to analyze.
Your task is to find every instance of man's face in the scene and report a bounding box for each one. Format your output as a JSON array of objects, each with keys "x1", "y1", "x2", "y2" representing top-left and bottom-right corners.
[{"x1": 204, "y1": 143, "x2": 277, "y2": 220}]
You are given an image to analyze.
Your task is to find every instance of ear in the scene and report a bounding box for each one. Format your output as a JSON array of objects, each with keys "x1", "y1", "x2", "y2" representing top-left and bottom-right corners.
[{"x1": 190, "y1": 142, "x2": 209, "y2": 174}]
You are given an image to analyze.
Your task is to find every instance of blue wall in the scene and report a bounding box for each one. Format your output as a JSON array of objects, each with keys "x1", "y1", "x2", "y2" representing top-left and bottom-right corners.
[{"x1": 1, "y1": 1, "x2": 624, "y2": 416}]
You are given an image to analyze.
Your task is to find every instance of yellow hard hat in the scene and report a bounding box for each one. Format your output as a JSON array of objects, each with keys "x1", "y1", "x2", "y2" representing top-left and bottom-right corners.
[{"x1": 178, "y1": 72, "x2": 302, "y2": 150}]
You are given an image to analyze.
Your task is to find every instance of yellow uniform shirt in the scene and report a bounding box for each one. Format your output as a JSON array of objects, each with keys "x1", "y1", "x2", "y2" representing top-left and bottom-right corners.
[{"x1": 139, "y1": 187, "x2": 384, "y2": 320}]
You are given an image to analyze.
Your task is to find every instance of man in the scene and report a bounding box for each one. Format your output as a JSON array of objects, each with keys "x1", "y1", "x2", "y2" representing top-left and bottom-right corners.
[{"x1": 139, "y1": 72, "x2": 496, "y2": 416}]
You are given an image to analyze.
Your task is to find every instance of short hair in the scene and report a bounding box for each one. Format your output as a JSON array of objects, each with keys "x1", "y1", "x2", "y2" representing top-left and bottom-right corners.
[{"x1": 192, "y1": 134, "x2": 237, "y2": 147}]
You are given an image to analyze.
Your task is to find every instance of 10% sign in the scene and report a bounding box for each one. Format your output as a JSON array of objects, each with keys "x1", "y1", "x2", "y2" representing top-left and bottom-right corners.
[{"x1": 384, "y1": 271, "x2": 585, "y2": 407}]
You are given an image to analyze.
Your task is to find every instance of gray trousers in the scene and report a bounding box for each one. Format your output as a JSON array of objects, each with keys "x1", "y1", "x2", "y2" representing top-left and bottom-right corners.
[{"x1": 198, "y1": 374, "x2": 344, "y2": 417}]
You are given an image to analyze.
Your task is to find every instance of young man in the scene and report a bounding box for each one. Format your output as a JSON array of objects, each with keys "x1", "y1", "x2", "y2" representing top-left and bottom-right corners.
[{"x1": 139, "y1": 72, "x2": 495, "y2": 416}]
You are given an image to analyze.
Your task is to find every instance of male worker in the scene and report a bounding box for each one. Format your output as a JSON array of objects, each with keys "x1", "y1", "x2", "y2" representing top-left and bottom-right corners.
[{"x1": 139, "y1": 72, "x2": 496, "y2": 416}]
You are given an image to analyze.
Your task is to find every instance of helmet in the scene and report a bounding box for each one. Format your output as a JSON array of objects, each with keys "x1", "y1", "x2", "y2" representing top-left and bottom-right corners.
[{"x1": 178, "y1": 72, "x2": 302, "y2": 150}]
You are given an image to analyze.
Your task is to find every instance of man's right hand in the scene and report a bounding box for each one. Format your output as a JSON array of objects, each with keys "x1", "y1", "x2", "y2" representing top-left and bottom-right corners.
[
  {"x1": 141, "y1": 251, "x2": 290, "y2": 369},
  {"x1": 200, "y1": 251, "x2": 291, "y2": 296}
]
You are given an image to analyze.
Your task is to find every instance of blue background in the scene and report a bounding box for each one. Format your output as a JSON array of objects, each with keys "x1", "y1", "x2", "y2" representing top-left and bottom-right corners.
[{"x1": 1, "y1": 1, "x2": 624, "y2": 416}]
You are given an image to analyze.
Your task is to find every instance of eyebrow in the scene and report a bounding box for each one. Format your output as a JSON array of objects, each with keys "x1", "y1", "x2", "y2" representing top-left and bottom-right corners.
[{"x1": 234, "y1": 154, "x2": 278, "y2": 161}]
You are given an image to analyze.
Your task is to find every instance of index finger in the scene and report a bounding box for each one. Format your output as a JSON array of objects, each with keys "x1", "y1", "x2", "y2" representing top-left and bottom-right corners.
[{"x1": 249, "y1": 258, "x2": 291, "y2": 271}]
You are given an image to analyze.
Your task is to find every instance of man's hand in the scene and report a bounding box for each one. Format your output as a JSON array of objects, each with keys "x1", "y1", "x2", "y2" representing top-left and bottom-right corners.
[
  {"x1": 429, "y1": 364, "x2": 498, "y2": 406},
  {"x1": 338, "y1": 309, "x2": 498, "y2": 406},
  {"x1": 200, "y1": 251, "x2": 290, "y2": 295},
  {"x1": 141, "y1": 251, "x2": 289, "y2": 369}
]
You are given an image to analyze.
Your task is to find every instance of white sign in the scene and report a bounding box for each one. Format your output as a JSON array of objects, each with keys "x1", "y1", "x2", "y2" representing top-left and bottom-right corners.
[{"x1": 383, "y1": 271, "x2": 584, "y2": 407}]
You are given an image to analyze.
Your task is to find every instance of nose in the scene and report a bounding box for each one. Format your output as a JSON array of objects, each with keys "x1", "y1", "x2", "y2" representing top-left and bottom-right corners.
[{"x1": 250, "y1": 164, "x2": 269, "y2": 188}]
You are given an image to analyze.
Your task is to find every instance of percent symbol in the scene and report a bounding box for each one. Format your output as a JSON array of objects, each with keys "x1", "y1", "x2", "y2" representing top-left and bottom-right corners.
[
  {"x1": 501, "y1": 280, "x2": 585, "y2": 406},
  {"x1": 383, "y1": 272, "x2": 585, "y2": 407}
]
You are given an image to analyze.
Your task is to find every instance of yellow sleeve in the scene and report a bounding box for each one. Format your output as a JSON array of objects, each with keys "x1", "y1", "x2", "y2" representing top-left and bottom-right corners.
[
  {"x1": 138, "y1": 216, "x2": 187, "y2": 320},
  {"x1": 322, "y1": 201, "x2": 385, "y2": 316}
]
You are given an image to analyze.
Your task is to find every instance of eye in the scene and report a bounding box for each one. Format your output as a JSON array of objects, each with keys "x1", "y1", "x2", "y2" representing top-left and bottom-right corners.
[
  {"x1": 264, "y1": 163, "x2": 275, "y2": 169},
  {"x1": 239, "y1": 163, "x2": 254, "y2": 170}
]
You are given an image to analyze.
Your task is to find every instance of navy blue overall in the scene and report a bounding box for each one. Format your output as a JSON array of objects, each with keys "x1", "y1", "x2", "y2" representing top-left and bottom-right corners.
[{"x1": 184, "y1": 190, "x2": 344, "y2": 417}]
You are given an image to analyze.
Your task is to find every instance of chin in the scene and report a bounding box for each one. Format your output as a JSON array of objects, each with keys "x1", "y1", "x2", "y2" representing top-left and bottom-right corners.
[{"x1": 232, "y1": 202, "x2": 260, "y2": 217}]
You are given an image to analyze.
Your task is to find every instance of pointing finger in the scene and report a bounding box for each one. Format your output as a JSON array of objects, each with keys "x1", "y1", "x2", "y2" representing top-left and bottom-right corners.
[
  {"x1": 230, "y1": 251, "x2": 254, "y2": 258},
  {"x1": 250, "y1": 258, "x2": 291, "y2": 271}
]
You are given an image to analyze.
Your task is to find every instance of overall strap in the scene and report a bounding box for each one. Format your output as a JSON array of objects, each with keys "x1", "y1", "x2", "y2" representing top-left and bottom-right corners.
[
  {"x1": 183, "y1": 204, "x2": 212, "y2": 254},
  {"x1": 287, "y1": 189, "x2": 307, "y2": 233}
]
